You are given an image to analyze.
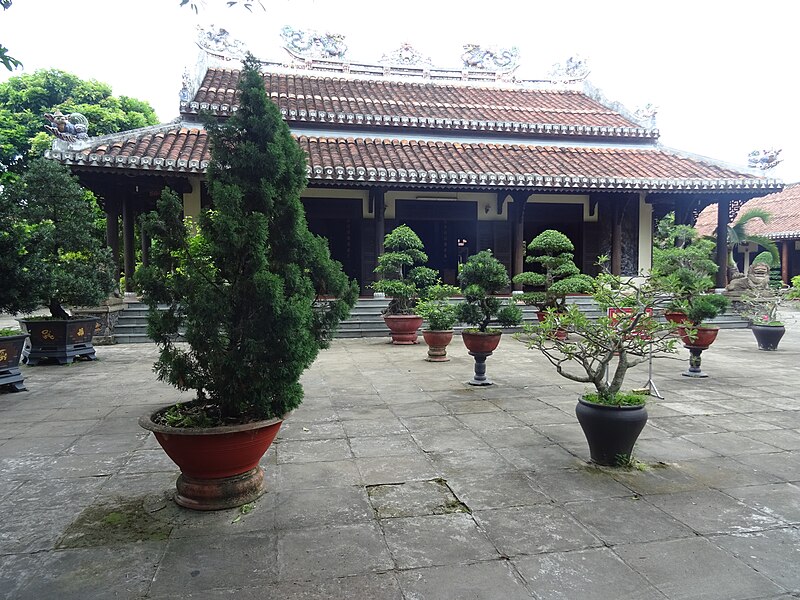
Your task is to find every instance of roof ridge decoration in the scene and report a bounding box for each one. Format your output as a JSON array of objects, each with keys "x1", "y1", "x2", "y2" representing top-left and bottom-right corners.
[
  {"x1": 44, "y1": 111, "x2": 89, "y2": 146},
  {"x1": 281, "y1": 26, "x2": 348, "y2": 61},
  {"x1": 379, "y1": 43, "x2": 433, "y2": 68},
  {"x1": 549, "y1": 55, "x2": 591, "y2": 84},
  {"x1": 47, "y1": 120, "x2": 186, "y2": 153},
  {"x1": 196, "y1": 24, "x2": 248, "y2": 61},
  {"x1": 748, "y1": 148, "x2": 782, "y2": 170},
  {"x1": 460, "y1": 44, "x2": 519, "y2": 74}
]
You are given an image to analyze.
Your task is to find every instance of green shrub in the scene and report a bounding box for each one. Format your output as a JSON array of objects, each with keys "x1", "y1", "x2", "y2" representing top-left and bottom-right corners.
[
  {"x1": 137, "y1": 55, "x2": 357, "y2": 425},
  {"x1": 455, "y1": 250, "x2": 522, "y2": 332},
  {"x1": 372, "y1": 225, "x2": 435, "y2": 315}
]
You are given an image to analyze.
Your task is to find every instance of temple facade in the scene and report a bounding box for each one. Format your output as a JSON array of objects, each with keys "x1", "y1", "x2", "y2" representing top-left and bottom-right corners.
[{"x1": 45, "y1": 30, "x2": 783, "y2": 295}]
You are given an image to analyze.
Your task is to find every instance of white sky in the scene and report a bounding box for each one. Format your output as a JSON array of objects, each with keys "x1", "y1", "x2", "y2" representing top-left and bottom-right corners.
[{"x1": 3, "y1": 0, "x2": 799, "y2": 182}]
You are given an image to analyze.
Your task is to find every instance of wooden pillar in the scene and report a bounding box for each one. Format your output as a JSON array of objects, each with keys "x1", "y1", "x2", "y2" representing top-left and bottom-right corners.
[
  {"x1": 105, "y1": 201, "x2": 121, "y2": 288},
  {"x1": 122, "y1": 196, "x2": 135, "y2": 293},
  {"x1": 510, "y1": 192, "x2": 528, "y2": 290},
  {"x1": 373, "y1": 188, "x2": 385, "y2": 277},
  {"x1": 611, "y1": 200, "x2": 622, "y2": 276},
  {"x1": 140, "y1": 226, "x2": 150, "y2": 269},
  {"x1": 715, "y1": 198, "x2": 730, "y2": 289},
  {"x1": 781, "y1": 240, "x2": 790, "y2": 285}
]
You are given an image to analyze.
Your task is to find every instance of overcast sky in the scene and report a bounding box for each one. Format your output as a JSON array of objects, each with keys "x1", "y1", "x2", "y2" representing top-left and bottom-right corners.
[{"x1": 3, "y1": 0, "x2": 798, "y2": 182}]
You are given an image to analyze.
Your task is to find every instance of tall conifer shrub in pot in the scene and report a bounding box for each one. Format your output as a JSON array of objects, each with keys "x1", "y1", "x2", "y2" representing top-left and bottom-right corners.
[{"x1": 136, "y1": 55, "x2": 358, "y2": 510}]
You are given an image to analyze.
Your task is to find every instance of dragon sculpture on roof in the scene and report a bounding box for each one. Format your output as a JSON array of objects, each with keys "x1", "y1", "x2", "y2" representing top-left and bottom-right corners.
[
  {"x1": 44, "y1": 111, "x2": 89, "y2": 143},
  {"x1": 460, "y1": 44, "x2": 519, "y2": 73},
  {"x1": 281, "y1": 26, "x2": 347, "y2": 60}
]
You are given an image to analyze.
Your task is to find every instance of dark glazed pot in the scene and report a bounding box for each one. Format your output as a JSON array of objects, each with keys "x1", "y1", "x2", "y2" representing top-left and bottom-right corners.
[
  {"x1": 140, "y1": 408, "x2": 283, "y2": 511},
  {"x1": 383, "y1": 314, "x2": 423, "y2": 345},
  {"x1": 18, "y1": 317, "x2": 99, "y2": 365},
  {"x1": 0, "y1": 333, "x2": 30, "y2": 392},
  {"x1": 751, "y1": 324, "x2": 785, "y2": 351},
  {"x1": 575, "y1": 397, "x2": 648, "y2": 466}
]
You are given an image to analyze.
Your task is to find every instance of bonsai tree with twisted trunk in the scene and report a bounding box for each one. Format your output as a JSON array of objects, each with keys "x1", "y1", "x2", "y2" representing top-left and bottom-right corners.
[
  {"x1": 372, "y1": 224, "x2": 437, "y2": 315},
  {"x1": 456, "y1": 250, "x2": 522, "y2": 333},
  {"x1": 137, "y1": 53, "x2": 357, "y2": 426},
  {"x1": 513, "y1": 229, "x2": 593, "y2": 315}
]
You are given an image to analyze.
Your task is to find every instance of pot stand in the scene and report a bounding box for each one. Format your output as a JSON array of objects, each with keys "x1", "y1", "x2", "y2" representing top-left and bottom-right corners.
[
  {"x1": 682, "y1": 345, "x2": 709, "y2": 378},
  {"x1": 176, "y1": 467, "x2": 265, "y2": 511},
  {"x1": 467, "y1": 350, "x2": 494, "y2": 386},
  {"x1": 426, "y1": 344, "x2": 449, "y2": 362}
]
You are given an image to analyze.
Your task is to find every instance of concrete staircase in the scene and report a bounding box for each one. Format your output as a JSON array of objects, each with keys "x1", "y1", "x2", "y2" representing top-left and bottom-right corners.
[{"x1": 113, "y1": 295, "x2": 747, "y2": 344}]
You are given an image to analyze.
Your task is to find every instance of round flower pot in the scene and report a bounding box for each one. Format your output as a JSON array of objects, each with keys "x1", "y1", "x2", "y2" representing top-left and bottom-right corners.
[
  {"x1": 383, "y1": 314, "x2": 423, "y2": 345},
  {"x1": 18, "y1": 316, "x2": 99, "y2": 365},
  {"x1": 536, "y1": 311, "x2": 567, "y2": 340},
  {"x1": 461, "y1": 330, "x2": 502, "y2": 354},
  {"x1": 677, "y1": 325, "x2": 719, "y2": 350},
  {"x1": 750, "y1": 324, "x2": 785, "y2": 351},
  {"x1": 664, "y1": 311, "x2": 688, "y2": 325},
  {"x1": 139, "y1": 407, "x2": 283, "y2": 511},
  {"x1": 422, "y1": 329, "x2": 453, "y2": 362},
  {"x1": 575, "y1": 397, "x2": 648, "y2": 466}
]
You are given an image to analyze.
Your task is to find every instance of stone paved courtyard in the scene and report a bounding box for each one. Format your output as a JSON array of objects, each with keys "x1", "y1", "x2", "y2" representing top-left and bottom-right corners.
[{"x1": 1, "y1": 322, "x2": 799, "y2": 599}]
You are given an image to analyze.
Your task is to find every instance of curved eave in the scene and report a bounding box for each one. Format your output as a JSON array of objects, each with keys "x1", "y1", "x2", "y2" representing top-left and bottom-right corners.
[
  {"x1": 180, "y1": 101, "x2": 659, "y2": 141},
  {"x1": 45, "y1": 149, "x2": 208, "y2": 174}
]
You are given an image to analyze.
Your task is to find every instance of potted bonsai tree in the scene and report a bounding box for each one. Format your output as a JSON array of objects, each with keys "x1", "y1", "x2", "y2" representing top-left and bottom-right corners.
[
  {"x1": 372, "y1": 224, "x2": 438, "y2": 344},
  {"x1": 455, "y1": 250, "x2": 522, "y2": 385},
  {"x1": 1, "y1": 158, "x2": 116, "y2": 365},
  {"x1": 519, "y1": 260, "x2": 678, "y2": 466},
  {"x1": 512, "y1": 229, "x2": 593, "y2": 330},
  {"x1": 135, "y1": 55, "x2": 358, "y2": 510},
  {"x1": 0, "y1": 198, "x2": 38, "y2": 390},
  {"x1": 651, "y1": 218, "x2": 718, "y2": 325},
  {"x1": 740, "y1": 266, "x2": 788, "y2": 351},
  {"x1": 416, "y1": 282, "x2": 461, "y2": 362}
]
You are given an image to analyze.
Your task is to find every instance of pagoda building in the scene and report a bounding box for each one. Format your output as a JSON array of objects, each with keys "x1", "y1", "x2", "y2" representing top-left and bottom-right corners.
[{"x1": 45, "y1": 27, "x2": 783, "y2": 295}]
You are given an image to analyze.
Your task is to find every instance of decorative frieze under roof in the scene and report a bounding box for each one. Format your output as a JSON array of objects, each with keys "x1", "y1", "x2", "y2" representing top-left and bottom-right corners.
[{"x1": 45, "y1": 125, "x2": 781, "y2": 194}]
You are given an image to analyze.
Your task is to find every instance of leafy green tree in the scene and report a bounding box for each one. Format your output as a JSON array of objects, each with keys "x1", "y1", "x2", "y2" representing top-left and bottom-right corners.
[
  {"x1": 137, "y1": 54, "x2": 357, "y2": 424},
  {"x1": 456, "y1": 250, "x2": 522, "y2": 332},
  {"x1": 372, "y1": 225, "x2": 437, "y2": 315},
  {"x1": 0, "y1": 69, "x2": 158, "y2": 175},
  {"x1": 0, "y1": 158, "x2": 116, "y2": 318}
]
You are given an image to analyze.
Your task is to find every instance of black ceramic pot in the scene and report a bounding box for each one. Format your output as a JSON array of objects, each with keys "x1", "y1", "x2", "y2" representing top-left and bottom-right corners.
[
  {"x1": 750, "y1": 324, "x2": 785, "y2": 351},
  {"x1": 575, "y1": 397, "x2": 648, "y2": 466}
]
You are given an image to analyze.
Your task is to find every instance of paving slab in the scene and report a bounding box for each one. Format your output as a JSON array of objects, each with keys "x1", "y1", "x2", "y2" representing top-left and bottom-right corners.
[{"x1": 1, "y1": 328, "x2": 799, "y2": 598}]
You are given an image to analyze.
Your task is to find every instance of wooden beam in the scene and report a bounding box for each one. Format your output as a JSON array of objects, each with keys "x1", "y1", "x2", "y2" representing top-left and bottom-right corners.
[
  {"x1": 122, "y1": 196, "x2": 135, "y2": 293},
  {"x1": 715, "y1": 198, "x2": 730, "y2": 289},
  {"x1": 782, "y1": 240, "x2": 790, "y2": 285}
]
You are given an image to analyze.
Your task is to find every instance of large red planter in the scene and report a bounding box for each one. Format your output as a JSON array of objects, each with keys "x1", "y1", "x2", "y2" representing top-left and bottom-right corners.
[
  {"x1": 422, "y1": 329, "x2": 454, "y2": 361},
  {"x1": 383, "y1": 314, "x2": 423, "y2": 344},
  {"x1": 462, "y1": 330, "x2": 502, "y2": 354},
  {"x1": 677, "y1": 325, "x2": 719, "y2": 349},
  {"x1": 139, "y1": 407, "x2": 283, "y2": 510}
]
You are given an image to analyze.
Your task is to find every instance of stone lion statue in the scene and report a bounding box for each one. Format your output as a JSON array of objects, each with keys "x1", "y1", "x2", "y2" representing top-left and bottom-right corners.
[{"x1": 726, "y1": 261, "x2": 771, "y2": 293}]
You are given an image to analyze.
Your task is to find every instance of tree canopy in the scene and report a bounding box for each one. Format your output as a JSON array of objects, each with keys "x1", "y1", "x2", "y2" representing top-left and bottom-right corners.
[{"x1": 0, "y1": 69, "x2": 158, "y2": 177}]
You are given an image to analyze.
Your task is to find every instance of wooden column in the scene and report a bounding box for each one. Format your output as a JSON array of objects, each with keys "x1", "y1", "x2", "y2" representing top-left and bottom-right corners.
[
  {"x1": 782, "y1": 240, "x2": 790, "y2": 285},
  {"x1": 611, "y1": 200, "x2": 622, "y2": 276},
  {"x1": 140, "y1": 226, "x2": 150, "y2": 269},
  {"x1": 122, "y1": 195, "x2": 135, "y2": 293},
  {"x1": 105, "y1": 200, "x2": 121, "y2": 288},
  {"x1": 373, "y1": 188, "x2": 385, "y2": 277},
  {"x1": 509, "y1": 192, "x2": 528, "y2": 290},
  {"x1": 715, "y1": 198, "x2": 730, "y2": 289}
]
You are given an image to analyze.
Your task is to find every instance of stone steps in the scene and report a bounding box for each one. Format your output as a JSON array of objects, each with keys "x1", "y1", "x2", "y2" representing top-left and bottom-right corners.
[{"x1": 112, "y1": 296, "x2": 748, "y2": 343}]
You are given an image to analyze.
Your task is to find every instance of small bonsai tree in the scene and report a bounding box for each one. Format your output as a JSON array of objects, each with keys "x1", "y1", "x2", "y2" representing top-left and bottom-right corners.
[
  {"x1": 512, "y1": 229, "x2": 593, "y2": 312},
  {"x1": 456, "y1": 250, "x2": 522, "y2": 332},
  {"x1": 416, "y1": 283, "x2": 461, "y2": 331},
  {"x1": 372, "y1": 224, "x2": 438, "y2": 315},
  {"x1": 651, "y1": 219, "x2": 718, "y2": 314},
  {"x1": 0, "y1": 158, "x2": 115, "y2": 319},
  {"x1": 519, "y1": 260, "x2": 678, "y2": 405},
  {"x1": 136, "y1": 54, "x2": 357, "y2": 425}
]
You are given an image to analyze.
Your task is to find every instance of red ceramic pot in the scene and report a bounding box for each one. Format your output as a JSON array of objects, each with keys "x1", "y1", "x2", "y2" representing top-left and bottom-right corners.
[
  {"x1": 139, "y1": 408, "x2": 283, "y2": 511},
  {"x1": 462, "y1": 330, "x2": 502, "y2": 354},
  {"x1": 383, "y1": 314, "x2": 423, "y2": 344},
  {"x1": 422, "y1": 329, "x2": 454, "y2": 362},
  {"x1": 664, "y1": 311, "x2": 688, "y2": 325},
  {"x1": 677, "y1": 325, "x2": 719, "y2": 349}
]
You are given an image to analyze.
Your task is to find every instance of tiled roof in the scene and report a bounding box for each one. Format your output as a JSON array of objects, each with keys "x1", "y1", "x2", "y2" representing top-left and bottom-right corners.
[
  {"x1": 46, "y1": 126, "x2": 781, "y2": 193},
  {"x1": 695, "y1": 183, "x2": 800, "y2": 239},
  {"x1": 181, "y1": 69, "x2": 656, "y2": 139}
]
